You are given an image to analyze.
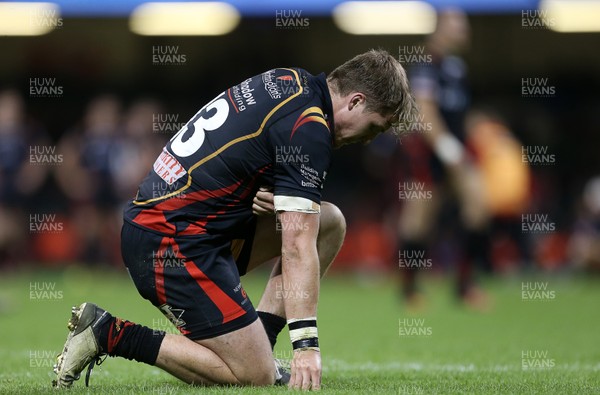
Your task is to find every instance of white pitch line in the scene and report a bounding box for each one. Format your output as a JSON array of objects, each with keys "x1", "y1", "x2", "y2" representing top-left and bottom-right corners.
[{"x1": 323, "y1": 359, "x2": 600, "y2": 373}]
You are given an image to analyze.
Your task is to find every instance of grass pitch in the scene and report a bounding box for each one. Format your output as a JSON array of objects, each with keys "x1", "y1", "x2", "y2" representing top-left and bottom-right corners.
[{"x1": 0, "y1": 266, "x2": 599, "y2": 394}]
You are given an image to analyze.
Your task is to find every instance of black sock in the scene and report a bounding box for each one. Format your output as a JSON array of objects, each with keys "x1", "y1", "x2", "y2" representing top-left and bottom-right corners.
[
  {"x1": 465, "y1": 229, "x2": 491, "y2": 272},
  {"x1": 258, "y1": 311, "x2": 286, "y2": 350},
  {"x1": 399, "y1": 240, "x2": 428, "y2": 298},
  {"x1": 98, "y1": 316, "x2": 165, "y2": 365}
]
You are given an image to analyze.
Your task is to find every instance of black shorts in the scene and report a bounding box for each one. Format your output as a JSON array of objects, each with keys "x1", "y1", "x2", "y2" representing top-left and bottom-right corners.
[{"x1": 121, "y1": 219, "x2": 258, "y2": 340}]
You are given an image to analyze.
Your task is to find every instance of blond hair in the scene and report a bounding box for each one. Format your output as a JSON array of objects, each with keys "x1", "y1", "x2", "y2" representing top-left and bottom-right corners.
[{"x1": 327, "y1": 49, "x2": 418, "y2": 135}]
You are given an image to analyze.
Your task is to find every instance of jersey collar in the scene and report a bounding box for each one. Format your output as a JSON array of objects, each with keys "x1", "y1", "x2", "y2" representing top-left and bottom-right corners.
[{"x1": 314, "y1": 72, "x2": 335, "y2": 136}]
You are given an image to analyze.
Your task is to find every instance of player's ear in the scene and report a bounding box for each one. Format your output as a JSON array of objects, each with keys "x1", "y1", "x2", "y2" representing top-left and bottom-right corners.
[{"x1": 348, "y1": 93, "x2": 366, "y2": 111}]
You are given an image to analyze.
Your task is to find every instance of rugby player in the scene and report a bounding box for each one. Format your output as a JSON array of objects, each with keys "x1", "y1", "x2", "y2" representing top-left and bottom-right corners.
[
  {"x1": 397, "y1": 9, "x2": 490, "y2": 306},
  {"x1": 53, "y1": 49, "x2": 416, "y2": 391}
]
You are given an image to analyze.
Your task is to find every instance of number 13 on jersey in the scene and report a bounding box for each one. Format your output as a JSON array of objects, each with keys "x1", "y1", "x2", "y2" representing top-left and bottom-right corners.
[{"x1": 170, "y1": 92, "x2": 230, "y2": 158}]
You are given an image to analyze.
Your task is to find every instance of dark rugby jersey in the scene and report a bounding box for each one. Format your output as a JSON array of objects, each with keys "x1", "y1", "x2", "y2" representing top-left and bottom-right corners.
[
  {"x1": 401, "y1": 54, "x2": 470, "y2": 183},
  {"x1": 409, "y1": 54, "x2": 469, "y2": 141},
  {"x1": 124, "y1": 68, "x2": 333, "y2": 238}
]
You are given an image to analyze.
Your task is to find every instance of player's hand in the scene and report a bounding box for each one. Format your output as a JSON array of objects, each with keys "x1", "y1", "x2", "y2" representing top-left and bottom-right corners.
[
  {"x1": 252, "y1": 187, "x2": 275, "y2": 216},
  {"x1": 289, "y1": 349, "x2": 321, "y2": 391}
]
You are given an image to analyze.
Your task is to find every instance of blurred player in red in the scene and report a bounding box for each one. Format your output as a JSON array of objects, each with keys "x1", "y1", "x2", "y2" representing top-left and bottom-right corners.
[
  {"x1": 397, "y1": 9, "x2": 491, "y2": 308},
  {"x1": 53, "y1": 50, "x2": 417, "y2": 391},
  {"x1": 465, "y1": 110, "x2": 532, "y2": 273}
]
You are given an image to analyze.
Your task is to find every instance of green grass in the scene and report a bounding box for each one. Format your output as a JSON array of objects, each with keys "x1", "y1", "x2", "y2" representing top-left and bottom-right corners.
[{"x1": 0, "y1": 266, "x2": 599, "y2": 394}]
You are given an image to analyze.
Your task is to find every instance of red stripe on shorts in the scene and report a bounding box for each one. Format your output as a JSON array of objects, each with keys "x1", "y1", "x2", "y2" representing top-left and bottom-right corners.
[
  {"x1": 183, "y1": 260, "x2": 246, "y2": 324},
  {"x1": 154, "y1": 236, "x2": 171, "y2": 305}
]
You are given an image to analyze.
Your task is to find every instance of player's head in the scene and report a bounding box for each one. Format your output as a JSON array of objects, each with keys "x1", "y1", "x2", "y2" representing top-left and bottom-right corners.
[
  {"x1": 0, "y1": 89, "x2": 24, "y2": 132},
  {"x1": 429, "y1": 8, "x2": 470, "y2": 55},
  {"x1": 327, "y1": 49, "x2": 417, "y2": 148}
]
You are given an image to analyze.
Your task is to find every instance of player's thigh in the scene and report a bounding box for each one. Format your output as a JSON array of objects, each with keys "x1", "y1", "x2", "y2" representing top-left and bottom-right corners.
[
  {"x1": 244, "y1": 214, "x2": 281, "y2": 273},
  {"x1": 244, "y1": 201, "x2": 344, "y2": 272},
  {"x1": 196, "y1": 319, "x2": 274, "y2": 385},
  {"x1": 122, "y1": 222, "x2": 257, "y2": 339},
  {"x1": 317, "y1": 201, "x2": 346, "y2": 237},
  {"x1": 399, "y1": 186, "x2": 441, "y2": 240}
]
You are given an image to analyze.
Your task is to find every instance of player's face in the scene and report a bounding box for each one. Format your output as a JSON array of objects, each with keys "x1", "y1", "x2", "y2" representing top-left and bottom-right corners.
[
  {"x1": 437, "y1": 9, "x2": 471, "y2": 53},
  {"x1": 333, "y1": 95, "x2": 391, "y2": 148}
]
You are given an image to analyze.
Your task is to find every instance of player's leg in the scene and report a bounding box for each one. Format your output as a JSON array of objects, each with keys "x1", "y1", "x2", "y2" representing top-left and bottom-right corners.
[
  {"x1": 397, "y1": 185, "x2": 440, "y2": 302},
  {"x1": 448, "y1": 162, "x2": 491, "y2": 307},
  {"x1": 133, "y1": 227, "x2": 277, "y2": 386},
  {"x1": 53, "y1": 303, "x2": 275, "y2": 387},
  {"x1": 241, "y1": 202, "x2": 346, "y2": 348},
  {"x1": 255, "y1": 201, "x2": 346, "y2": 306},
  {"x1": 244, "y1": 201, "x2": 346, "y2": 277},
  {"x1": 155, "y1": 319, "x2": 275, "y2": 385},
  {"x1": 54, "y1": 222, "x2": 277, "y2": 388}
]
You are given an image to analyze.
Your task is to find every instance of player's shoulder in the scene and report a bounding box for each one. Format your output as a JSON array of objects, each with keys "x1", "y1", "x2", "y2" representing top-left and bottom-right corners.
[
  {"x1": 258, "y1": 67, "x2": 316, "y2": 103},
  {"x1": 233, "y1": 67, "x2": 332, "y2": 140},
  {"x1": 263, "y1": 69, "x2": 333, "y2": 144},
  {"x1": 263, "y1": 68, "x2": 332, "y2": 118}
]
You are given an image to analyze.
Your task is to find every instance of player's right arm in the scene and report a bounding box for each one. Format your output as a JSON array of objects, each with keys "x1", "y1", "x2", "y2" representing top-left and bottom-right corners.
[
  {"x1": 412, "y1": 66, "x2": 488, "y2": 229},
  {"x1": 279, "y1": 210, "x2": 322, "y2": 391},
  {"x1": 411, "y1": 70, "x2": 466, "y2": 168}
]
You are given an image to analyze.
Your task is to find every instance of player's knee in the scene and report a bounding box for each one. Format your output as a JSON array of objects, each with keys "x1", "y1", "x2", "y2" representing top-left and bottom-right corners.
[
  {"x1": 321, "y1": 201, "x2": 346, "y2": 239},
  {"x1": 253, "y1": 366, "x2": 275, "y2": 387},
  {"x1": 236, "y1": 361, "x2": 275, "y2": 386}
]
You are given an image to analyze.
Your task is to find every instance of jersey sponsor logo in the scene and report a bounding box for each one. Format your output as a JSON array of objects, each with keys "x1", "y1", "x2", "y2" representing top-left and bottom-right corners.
[
  {"x1": 229, "y1": 78, "x2": 256, "y2": 112},
  {"x1": 299, "y1": 163, "x2": 322, "y2": 189},
  {"x1": 280, "y1": 74, "x2": 308, "y2": 97},
  {"x1": 262, "y1": 69, "x2": 283, "y2": 99},
  {"x1": 290, "y1": 106, "x2": 329, "y2": 140},
  {"x1": 262, "y1": 69, "x2": 307, "y2": 100},
  {"x1": 153, "y1": 148, "x2": 187, "y2": 185}
]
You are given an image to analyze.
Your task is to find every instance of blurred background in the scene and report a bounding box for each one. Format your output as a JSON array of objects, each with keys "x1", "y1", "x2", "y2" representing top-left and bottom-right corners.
[{"x1": 1, "y1": 0, "x2": 599, "y2": 287}]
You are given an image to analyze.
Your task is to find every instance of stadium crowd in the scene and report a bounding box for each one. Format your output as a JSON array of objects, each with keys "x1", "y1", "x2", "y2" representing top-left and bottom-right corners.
[{"x1": 0, "y1": 85, "x2": 598, "y2": 280}]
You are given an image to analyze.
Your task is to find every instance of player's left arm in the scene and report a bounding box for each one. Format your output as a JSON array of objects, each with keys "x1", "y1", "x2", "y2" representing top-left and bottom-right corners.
[
  {"x1": 279, "y1": 210, "x2": 322, "y2": 390},
  {"x1": 268, "y1": 104, "x2": 332, "y2": 390}
]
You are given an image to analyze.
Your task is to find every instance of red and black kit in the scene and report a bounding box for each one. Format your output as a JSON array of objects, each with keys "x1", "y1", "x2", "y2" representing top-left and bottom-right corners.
[{"x1": 121, "y1": 68, "x2": 334, "y2": 340}]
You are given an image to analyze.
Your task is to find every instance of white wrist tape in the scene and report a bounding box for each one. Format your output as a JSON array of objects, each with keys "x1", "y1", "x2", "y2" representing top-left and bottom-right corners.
[
  {"x1": 287, "y1": 317, "x2": 318, "y2": 343},
  {"x1": 289, "y1": 326, "x2": 319, "y2": 343},
  {"x1": 274, "y1": 195, "x2": 320, "y2": 213}
]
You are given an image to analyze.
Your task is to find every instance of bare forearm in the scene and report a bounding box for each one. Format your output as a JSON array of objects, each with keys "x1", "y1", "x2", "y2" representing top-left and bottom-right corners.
[
  {"x1": 281, "y1": 244, "x2": 320, "y2": 319},
  {"x1": 277, "y1": 210, "x2": 322, "y2": 390},
  {"x1": 418, "y1": 98, "x2": 466, "y2": 169},
  {"x1": 418, "y1": 98, "x2": 488, "y2": 227}
]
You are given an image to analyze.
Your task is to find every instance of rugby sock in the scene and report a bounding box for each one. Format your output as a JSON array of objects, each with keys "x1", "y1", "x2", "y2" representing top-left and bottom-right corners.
[
  {"x1": 98, "y1": 315, "x2": 165, "y2": 365},
  {"x1": 399, "y1": 240, "x2": 427, "y2": 299},
  {"x1": 465, "y1": 228, "x2": 491, "y2": 273},
  {"x1": 258, "y1": 311, "x2": 286, "y2": 350},
  {"x1": 456, "y1": 257, "x2": 473, "y2": 297},
  {"x1": 458, "y1": 229, "x2": 490, "y2": 296}
]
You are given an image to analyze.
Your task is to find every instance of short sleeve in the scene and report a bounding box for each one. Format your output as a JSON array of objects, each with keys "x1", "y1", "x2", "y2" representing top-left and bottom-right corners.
[{"x1": 269, "y1": 107, "x2": 332, "y2": 213}]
